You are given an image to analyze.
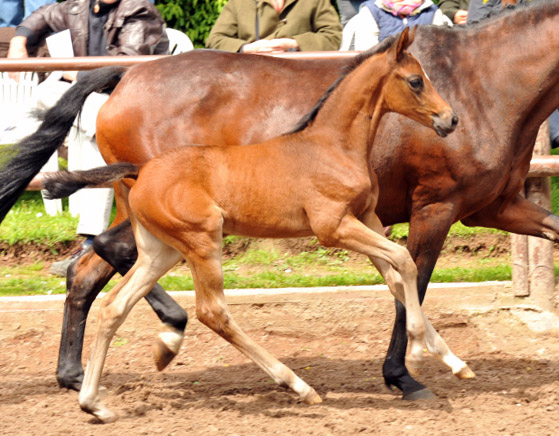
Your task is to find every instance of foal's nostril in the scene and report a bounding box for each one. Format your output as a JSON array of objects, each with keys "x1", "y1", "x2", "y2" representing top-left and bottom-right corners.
[{"x1": 451, "y1": 114, "x2": 459, "y2": 129}]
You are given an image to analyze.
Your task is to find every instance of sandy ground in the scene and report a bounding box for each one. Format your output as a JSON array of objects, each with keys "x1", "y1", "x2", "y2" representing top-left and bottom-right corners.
[{"x1": 1, "y1": 283, "x2": 559, "y2": 436}]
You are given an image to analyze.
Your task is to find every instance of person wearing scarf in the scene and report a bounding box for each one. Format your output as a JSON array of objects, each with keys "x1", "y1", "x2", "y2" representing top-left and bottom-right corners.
[{"x1": 340, "y1": 0, "x2": 452, "y2": 50}]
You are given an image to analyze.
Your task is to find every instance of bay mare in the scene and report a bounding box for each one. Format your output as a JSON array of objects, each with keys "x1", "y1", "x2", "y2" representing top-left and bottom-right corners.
[
  {"x1": 44, "y1": 30, "x2": 461, "y2": 422},
  {"x1": 2, "y1": 0, "x2": 559, "y2": 400}
]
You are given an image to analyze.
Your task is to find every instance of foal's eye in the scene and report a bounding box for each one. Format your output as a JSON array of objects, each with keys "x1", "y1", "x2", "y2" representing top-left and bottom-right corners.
[{"x1": 407, "y1": 76, "x2": 424, "y2": 92}]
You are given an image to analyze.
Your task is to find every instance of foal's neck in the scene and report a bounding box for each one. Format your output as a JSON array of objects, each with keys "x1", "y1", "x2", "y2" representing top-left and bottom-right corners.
[{"x1": 303, "y1": 54, "x2": 390, "y2": 158}]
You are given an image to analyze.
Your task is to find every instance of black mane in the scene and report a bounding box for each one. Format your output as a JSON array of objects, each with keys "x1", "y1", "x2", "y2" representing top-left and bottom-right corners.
[{"x1": 286, "y1": 33, "x2": 400, "y2": 135}]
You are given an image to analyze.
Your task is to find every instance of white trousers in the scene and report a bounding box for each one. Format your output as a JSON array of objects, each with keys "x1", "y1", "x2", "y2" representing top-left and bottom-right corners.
[{"x1": 35, "y1": 79, "x2": 114, "y2": 236}]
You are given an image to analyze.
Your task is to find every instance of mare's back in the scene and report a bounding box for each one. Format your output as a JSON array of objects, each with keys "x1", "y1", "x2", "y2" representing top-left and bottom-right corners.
[{"x1": 97, "y1": 50, "x2": 348, "y2": 164}]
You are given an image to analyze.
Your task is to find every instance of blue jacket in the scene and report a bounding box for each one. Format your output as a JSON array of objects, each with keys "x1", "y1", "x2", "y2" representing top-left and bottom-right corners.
[{"x1": 363, "y1": 0, "x2": 437, "y2": 42}]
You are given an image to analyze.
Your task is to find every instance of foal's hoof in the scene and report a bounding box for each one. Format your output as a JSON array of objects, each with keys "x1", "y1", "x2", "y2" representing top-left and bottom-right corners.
[
  {"x1": 153, "y1": 340, "x2": 178, "y2": 372},
  {"x1": 80, "y1": 401, "x2": 119, "y2": 424},
  {"x1": 454, "y1": 365, "x2": 476, "y2": 379},
  {"x1": 302, "y1": 389, "x2": 323, "y2": 405},
  {"x1": 403, "y1": 388, "x2": 436, "y2": 401}
]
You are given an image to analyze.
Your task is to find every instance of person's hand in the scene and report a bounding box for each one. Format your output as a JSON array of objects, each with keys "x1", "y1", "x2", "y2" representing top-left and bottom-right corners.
[
  {"x1": 62, "y1": 71, "x2": 78, "y2": 82},
  {"x1": 453, "y1": 10, "x2": 468, "y2": 25},
  {"x1": 241, "y1": 38, "x2": 299, "y2": 54},
  {"x1": 7, "y1": 36, "x2": 29, "y2": 81}
]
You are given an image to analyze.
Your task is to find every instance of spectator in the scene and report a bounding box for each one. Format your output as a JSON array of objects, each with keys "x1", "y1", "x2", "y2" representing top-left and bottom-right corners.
[
  {"x1": 438, "y1": 0, "x2": 469, "y2": 25},
  {"x1": 466, "y1": 0, "x2": 501, "y2": 24},
  {"x1": 336, "y1": 0, "x2": 367, "y2": 26},
  {"x1": 7, "y1": 0, "x2": 168, "y2": 276},
  {"x1": 340, "y1": 0, "x2": 452, "y2": 51},
  {"x1": 206, "y1": 0, "x2": 342, "y2": 53},
  {"x1": 0, "y1": 0, "x2": 56, "y2": 28}
]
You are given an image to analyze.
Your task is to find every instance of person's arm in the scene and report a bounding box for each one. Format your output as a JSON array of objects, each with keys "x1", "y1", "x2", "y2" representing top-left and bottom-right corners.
[
  {"x1": 108, "y1": 4, "x2": 167, "y2": 56},
  {"x1": 291, "y1": 0, "x2": 342, "y2": 51},
  {"x1": 352, "y1": 8, "x2": 379, "y2": 51},
  {"x1": 437, "y1": 0, "x2": 462, "y2": 22},
  {"x1": 205, "y1": 1, "x2": 247, "y2": 52},
  {"x1": 433, "y1": 8, "x2": 454, "y2": 27}
]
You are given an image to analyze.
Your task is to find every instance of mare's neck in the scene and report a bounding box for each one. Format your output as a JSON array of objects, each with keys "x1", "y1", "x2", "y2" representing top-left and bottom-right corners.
[
  {"x1": 304, "y1": 53, "x2": 390, "y2": 159},
  {"x1": 422, "y1": 5, "x2": 559, "y2": 154}
]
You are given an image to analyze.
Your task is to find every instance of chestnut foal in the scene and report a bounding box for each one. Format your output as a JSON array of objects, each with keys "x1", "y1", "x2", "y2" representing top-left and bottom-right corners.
[{"x1": 46, "y1": 28, "x2": 466, "y2": 423}]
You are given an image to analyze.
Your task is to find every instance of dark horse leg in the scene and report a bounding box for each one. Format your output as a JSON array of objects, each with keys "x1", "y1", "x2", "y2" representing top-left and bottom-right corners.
[
  {"x1": 462, "y1": 194, "x2": 559, "y2": 241},
  {"x1": 56, "y1": 219, "x2": 188, "y2": 390},
  {"x1": 382, "y1": 205, "x2": 454, "y2": 399}
]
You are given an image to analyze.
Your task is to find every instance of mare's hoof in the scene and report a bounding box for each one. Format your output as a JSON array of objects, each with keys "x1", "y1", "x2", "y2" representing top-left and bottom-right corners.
[
  {"x1": 153, "y1": 340, "x2": 178, "y2": 371},
  {"x1": 454, "y1": 365, "x2": 476, "y2": 379},
  {"x1": 403, "y1": 388, "x2": 436, "y2": 401},
  {"x1": 56, "y1": 373, "x2": 84, "y2": 392}
]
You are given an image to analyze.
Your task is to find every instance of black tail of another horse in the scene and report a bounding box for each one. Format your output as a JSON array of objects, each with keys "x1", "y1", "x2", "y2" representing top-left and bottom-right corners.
[{"x1": 0, "y1": 66, "x2": 126, "y2": 224}]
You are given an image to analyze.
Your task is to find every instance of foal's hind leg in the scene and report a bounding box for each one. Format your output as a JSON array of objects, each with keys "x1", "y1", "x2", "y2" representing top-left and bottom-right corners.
[
  {"x1": 93, "y1": 220, "x2": 188, "y2": 371},
  {"x1": 183, "y1": 231, "x2": 321, "y2": 405},
  {"x1": 78, "y1": 223, "x2": 182, "y2": 423}
]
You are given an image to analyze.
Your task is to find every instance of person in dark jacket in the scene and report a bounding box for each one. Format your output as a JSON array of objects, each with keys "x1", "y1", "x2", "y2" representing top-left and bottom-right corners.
[{"x1": 6, "y1": 0, "x2": 168, "y2": 276}]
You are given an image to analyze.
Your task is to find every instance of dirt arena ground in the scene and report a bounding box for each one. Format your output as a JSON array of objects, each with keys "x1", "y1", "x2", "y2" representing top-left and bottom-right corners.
[{"x1": 1, "y1": 283, "x2": 559, "y2": 436}]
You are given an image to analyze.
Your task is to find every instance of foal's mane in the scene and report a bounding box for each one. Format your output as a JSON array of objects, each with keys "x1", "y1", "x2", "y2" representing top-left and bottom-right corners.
[{"x1": 286, "y1": 34, "x2": 400, "y2": 135}]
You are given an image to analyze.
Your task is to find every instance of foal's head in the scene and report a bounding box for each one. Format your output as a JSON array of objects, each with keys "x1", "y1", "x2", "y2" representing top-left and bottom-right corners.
[{"x1": 382, "y1": 28, "x2": 458, "y2": 138}]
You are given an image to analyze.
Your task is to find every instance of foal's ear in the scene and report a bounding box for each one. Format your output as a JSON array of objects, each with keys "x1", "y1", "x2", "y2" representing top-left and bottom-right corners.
[{"x1": 393, "y1": 26, "x2": 416, "y2": 61}]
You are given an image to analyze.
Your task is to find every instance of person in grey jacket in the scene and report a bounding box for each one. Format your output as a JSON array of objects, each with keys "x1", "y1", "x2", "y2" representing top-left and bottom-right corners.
[{"x1": 7, "y1": 0, "x2": 168, "y2": 276}]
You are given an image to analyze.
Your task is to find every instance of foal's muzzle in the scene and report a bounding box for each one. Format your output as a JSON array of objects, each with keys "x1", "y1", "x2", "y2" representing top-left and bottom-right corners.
[{"x1": 433, "y1": 110, "x2": 459, "y2": 138}]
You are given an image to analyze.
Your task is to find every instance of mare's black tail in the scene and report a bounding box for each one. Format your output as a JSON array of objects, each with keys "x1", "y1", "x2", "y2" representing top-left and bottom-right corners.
[
  {"x1": 43, "y1": 162, "x2": 139, "y2": 200},
  {"x1": 0, "y1": 66, "x2": 126, "y2": 223}
]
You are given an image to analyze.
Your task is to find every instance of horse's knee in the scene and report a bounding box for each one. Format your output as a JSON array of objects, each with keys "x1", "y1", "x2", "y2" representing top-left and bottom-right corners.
[
  {"x1": 93, "y1": 224, "x2": 138, "y2": 269},
  {"x1": 390, "y1": 245, "x2": 417, "y2": 278},
  {"x1": 196, "y1": 304, "x2": 231, "y2": 338}
]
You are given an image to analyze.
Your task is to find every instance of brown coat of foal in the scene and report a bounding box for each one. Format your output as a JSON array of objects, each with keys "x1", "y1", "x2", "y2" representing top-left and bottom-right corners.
[{"x1": 46, "y1": 29, "x2": 466, "y2": 422}]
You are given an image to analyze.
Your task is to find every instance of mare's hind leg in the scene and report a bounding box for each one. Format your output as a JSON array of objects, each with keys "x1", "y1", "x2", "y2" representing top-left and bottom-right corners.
[
  {"x1": 93, "y1": 220, "x2": 188, "y2": 371},
  {"x1": 79, "y1": 223, "x2": 182, "y2": 423},
  {"x1": 183, "y1": 229, "x2": 321, "y2": 405},
  {"x1": 57, "y1": 220, "x2": 188, "y2": 390},
  {"x1": 57, "y1": 249, "x2": 116, "y2": 390}
]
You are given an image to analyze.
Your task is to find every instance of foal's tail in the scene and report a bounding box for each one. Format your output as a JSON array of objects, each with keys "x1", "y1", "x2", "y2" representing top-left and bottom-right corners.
[
  {"x1": 43, "y1": 162, "x2": 139, "y2": 200},
  {"x1": 0, "y1": 66, "x2": 126, "y2": 223}
]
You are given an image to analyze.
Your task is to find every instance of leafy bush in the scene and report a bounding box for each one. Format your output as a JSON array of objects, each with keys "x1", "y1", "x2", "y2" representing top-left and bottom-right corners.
[{"x1": 156, "y1": 0, "x2": 228, "y2": 48}]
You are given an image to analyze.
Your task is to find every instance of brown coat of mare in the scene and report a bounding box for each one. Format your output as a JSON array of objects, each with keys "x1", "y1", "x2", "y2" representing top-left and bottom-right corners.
[
  {"x1": 43, "y1": 29, "x2": 461, "y2": 423},
  {"x1": 2, "y1": 0, "x2": 559, "y2": 401}
]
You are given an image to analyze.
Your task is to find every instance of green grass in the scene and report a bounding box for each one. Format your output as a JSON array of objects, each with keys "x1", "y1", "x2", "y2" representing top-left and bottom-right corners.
[{"x1": 0, "y1": 187, "x2": 553, "y2": 296}]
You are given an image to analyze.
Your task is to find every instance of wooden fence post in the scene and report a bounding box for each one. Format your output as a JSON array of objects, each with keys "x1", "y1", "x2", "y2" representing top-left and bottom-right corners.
[{"x1": 522, "y1": 121, "x2": 556, "y2": 311}]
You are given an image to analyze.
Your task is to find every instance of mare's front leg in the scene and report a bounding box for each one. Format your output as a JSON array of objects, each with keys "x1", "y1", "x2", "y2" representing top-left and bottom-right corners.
[
  {"x1": 462, "y1": 193, "x2": 559, "y2": 240},
  {"x1": 94, "y1": 220, "x2": 188, "y2": 371},
  {"x1": 313, "y1": 212, "x2": 430, "y2": 393},
  {"x1": 382, "y1": 204, "x2": 457, "y2": 398},
  {"x1": 79, "y1": 223, "x2": 183, "y2": 423},
  {"x1": 361, "y1": 212, "x2": 474, "y2": 382}
]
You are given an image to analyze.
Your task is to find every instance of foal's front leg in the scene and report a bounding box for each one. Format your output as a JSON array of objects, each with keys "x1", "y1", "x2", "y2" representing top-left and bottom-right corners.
[
  {"x1": 313, "y1": 213, "x2": 427, "y2": 382},
  {"x1": 361, "y1": 213, "x2": 474, "y2": 380}
]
